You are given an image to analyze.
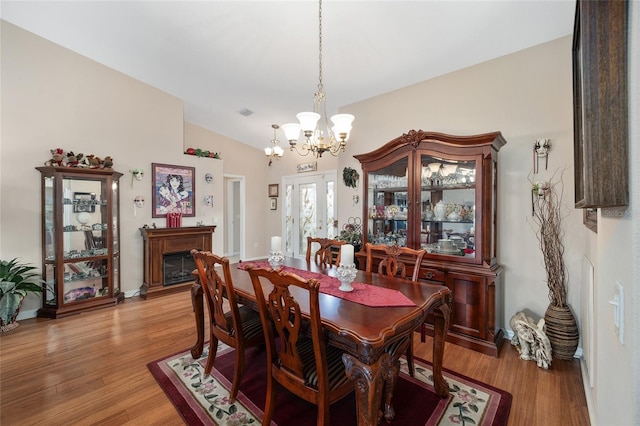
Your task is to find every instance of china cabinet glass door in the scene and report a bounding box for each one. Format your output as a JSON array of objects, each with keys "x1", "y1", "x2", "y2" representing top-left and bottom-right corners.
[
  {"x1": 366, "y1": 157, "x2": 409, "y2": 247},
  {"x1": 37, "y1": 166, "x2": 123, "y2": 318},
  {"x1": 419, "y1": 154, "x2": 477, "y2": 259},
  {"x1": 60, "y1": 177, "x2": 110, "y2": 305}
]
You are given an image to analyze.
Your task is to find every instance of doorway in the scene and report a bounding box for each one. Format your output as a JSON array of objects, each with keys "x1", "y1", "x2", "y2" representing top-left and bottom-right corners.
[
  {"x1": 282, "y1": 170, "x2": 338, "y2": 259},
  {"x1": 224, "y1": 175, "x2": 245, "y2": 260}
]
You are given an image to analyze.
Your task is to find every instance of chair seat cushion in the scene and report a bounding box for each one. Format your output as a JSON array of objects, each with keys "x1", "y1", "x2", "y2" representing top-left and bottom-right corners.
[
  {"x1": 296, "y1": 337, "x2": 350, "y2": 391},
  {"x1": 225, "y1": 305, "x2": 263, "y2": 341},
  {"x1": 384, "y1": 335, "x2": 410, "y2": 357}
]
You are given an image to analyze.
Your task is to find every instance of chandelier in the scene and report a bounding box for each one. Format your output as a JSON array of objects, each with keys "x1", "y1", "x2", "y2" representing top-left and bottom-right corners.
[
  {"x1": 265, "y1": 124, "x2": 284, "y2": 166},
  {"x1": 281, "y1": 0, "x2": 354, "y2": 158}
]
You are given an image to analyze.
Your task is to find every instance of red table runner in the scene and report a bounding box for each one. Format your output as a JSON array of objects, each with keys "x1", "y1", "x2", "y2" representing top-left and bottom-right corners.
[{"x1": 238, "y1": 261, "x2": 416, "y2": 308}]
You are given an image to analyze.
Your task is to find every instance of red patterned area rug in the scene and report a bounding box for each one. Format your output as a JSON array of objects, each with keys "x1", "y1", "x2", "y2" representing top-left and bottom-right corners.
[{"x1": 148, "y1": 344, "x2": 511, "y2": 425}]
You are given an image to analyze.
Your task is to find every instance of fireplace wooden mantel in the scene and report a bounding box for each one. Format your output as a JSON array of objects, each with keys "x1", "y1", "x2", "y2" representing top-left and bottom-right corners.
[{"x1": 139, "y1": 226, "x2": 216, "y2": 299}]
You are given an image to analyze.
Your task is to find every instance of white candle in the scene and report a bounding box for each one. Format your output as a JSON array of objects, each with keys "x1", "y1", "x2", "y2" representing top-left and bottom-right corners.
[
  {"x1": 271, "y1": 236, "x2": 282, "y2": 252},
  {"x1": 341, "y1": 244, "x2": 354, "y2": 266}
]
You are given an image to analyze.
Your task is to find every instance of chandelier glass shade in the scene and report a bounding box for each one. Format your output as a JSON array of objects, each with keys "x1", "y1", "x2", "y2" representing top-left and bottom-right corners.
[
  {"x1": 265, "y1": 124, "x2": 284, "y2": 166},
  {"x1": 283, "y1": 0, "x2": 354, "y2": 158}
]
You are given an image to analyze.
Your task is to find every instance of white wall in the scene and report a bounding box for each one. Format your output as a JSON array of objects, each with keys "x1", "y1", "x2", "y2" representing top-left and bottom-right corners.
[
  {"x1": 2, "y1": 12, "x2": 638, "y2": 424},
  {"x1": 0, "y1": 22, "x2": 268, "y2": 315},
  {"x1": 591, "y1": 3, "x2": 639, "y2": 424},
  {"x1": 339, "y1": 36, "x2": 583, "y2": 330}
]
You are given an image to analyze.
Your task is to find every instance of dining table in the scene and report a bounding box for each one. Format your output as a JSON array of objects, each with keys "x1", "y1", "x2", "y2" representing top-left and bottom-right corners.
[{"x1": 190, "y1": 256, "x2": 451, "y2": 425}]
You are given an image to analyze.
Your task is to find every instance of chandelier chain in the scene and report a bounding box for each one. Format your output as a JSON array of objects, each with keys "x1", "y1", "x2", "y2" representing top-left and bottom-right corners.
[{"x1": 317, "y1": 0, "x2": 323, "y2": 94}]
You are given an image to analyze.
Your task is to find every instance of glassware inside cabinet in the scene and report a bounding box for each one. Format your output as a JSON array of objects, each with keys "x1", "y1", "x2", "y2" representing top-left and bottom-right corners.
[
  {"x1": 367, "y1": 156, "x2": 409, "y2": 246},
  {"x1": 62, "y1": 178, "x2": 107, "y2": 255},
  {"x1": 420, "y1": 154, "x2": 477, "y2": 257}
]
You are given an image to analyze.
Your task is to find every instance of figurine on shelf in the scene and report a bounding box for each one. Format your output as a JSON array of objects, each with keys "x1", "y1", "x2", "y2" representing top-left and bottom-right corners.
[
  {"x1": 434, "y1": 200, "x2": 446, "y2": 221},
  {"x1": 45, "y1": 148, "x2": 65, "y2": 167}
]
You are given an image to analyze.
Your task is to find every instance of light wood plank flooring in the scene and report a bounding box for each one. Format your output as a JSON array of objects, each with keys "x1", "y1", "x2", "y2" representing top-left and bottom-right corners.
[{"x1": 0, "y1": 291, "x2": 589, "y2": 425}]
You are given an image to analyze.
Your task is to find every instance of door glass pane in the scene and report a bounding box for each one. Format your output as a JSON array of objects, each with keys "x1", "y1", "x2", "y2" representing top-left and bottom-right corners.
[
  {"x1": 326, "y1": 181, "x2": 337, "y2": 238},
  {"x1": 298, "y1": 182, "x2": 317, "y2": 257},
  {"x1": 420, "y1": 154, "x2": 476, "y2": 258},
  {"x1": 284, "y1": 184, "x2": 294, "y2": 255},
  {"x1": 283, "y1": 171, "x2": 337, "y2": 258}
]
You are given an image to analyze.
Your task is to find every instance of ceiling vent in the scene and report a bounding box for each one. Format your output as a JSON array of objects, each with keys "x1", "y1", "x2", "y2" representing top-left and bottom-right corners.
[{"x1": 238, "y1": 108, "x2": 254, "y2": 117}]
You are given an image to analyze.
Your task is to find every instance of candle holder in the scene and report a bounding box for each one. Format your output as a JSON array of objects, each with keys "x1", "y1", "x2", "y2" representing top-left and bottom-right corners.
[
  {"x1": 268, "y1": 251, "x2": 285, "y2": 270},
  {"x1": 337, "y1": 263, "x2": 357, "y2": 292}
]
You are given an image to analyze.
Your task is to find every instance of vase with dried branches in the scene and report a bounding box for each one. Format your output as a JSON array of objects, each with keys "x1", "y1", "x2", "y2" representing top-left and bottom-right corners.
[{"x1": 530, "y1": 174, "x2": 578, "y2": 361}]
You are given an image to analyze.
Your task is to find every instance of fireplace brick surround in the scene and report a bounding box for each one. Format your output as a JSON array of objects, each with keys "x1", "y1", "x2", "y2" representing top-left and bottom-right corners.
[{"x1": 139, "y1": 226, "x2": 216, "y2": 299}]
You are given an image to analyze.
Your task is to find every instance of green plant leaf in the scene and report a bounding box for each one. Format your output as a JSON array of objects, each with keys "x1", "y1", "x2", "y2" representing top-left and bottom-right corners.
[{"x1": 0, "y1": 291, "x2": 24, "y2": 325}]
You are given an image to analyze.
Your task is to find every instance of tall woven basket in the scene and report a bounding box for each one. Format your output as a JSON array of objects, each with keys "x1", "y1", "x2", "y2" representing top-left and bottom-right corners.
[{"x1": 544, "y1": 304, "x2": 579, "y2": 361}]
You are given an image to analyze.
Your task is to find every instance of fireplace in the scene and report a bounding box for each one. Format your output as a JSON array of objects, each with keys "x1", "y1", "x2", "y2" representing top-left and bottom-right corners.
[
  {"x1": 139, "y1": 226, "x2": 216, "y2": 298},
  {"x1": 163, "y1": 251, "x2": 197, "y2": 286}
]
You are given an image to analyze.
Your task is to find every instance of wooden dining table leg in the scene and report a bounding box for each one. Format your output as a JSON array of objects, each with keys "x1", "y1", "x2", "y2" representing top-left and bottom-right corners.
[
  {"x1": 381, "y1": 336, "x2": 411, "y2": 422},
  {"x1": 431, "y1": 302, "x2": 451, "y2": 397},
  {"x1": 190, "y1": 281, "x2": 205, "y2": 359},
  {"x1": 342, "y1": 352, "x2": 389, "y2": 426}
]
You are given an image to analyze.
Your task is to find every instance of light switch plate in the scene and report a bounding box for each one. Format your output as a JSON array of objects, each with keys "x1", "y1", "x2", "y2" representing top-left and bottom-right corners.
[{"x1": 614, "y1": 281, "x2": 624, "y2": 344}]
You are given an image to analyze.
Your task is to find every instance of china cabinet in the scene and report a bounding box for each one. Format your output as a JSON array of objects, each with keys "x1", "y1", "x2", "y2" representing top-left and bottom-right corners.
[
  {"x1": 36, "y1": 166, "x2": 124, "y2": 318},
  {"x1": 354, "y1": 130, "x2": 506, "y2": 355}
]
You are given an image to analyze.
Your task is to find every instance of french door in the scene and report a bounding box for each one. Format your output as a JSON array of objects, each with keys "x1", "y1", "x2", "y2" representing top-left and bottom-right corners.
[{"x1": 282, "y1": 171, "x2": 338, "y2": 259}]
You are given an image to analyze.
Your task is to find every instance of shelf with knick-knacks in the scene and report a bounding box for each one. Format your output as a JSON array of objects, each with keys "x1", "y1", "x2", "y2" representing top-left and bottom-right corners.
[
  {"x1": 36, "y1": 166, "x2": 123, "y2": 318},
  {"x1": 355, "y1": 130, "x2": 506, "y2": 356}
]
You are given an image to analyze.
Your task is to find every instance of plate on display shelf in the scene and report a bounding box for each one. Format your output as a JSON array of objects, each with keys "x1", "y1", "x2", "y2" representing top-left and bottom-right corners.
[
  {"x1": 386, "y1": 205, "x2": 400, "y2": 218},
  {"x1": 435, "y1": 247, "x2": 464, "y2": 255}
]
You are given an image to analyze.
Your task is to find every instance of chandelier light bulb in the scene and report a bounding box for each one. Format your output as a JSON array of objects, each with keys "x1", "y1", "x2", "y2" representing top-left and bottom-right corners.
[
  {"x1": 282, "y1": 123, "x2": 302, "y2": 142},
  {"x1": 331, "y1": 113, "x2": 355, "y2": 140},
  {"x1": 297, "y1": 112, "x2": 321, "y2": 135}
]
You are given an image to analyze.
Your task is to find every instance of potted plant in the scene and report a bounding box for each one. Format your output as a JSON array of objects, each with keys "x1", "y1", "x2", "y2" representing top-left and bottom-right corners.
[
  {"x1": 338, "y1": 220, "x2": 363, "y2": 268},
  {"x1": 530, "y1": 175, "x2": 579, "y2": 360},
  {"x1": 0, "y1": 258, "x2": 43, "y2": 332}
]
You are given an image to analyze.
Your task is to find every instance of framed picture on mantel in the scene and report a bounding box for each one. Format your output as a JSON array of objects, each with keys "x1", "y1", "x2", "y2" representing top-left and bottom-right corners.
[{"x1": 152, "y1": 163, "x2": 196, "y2": 218}]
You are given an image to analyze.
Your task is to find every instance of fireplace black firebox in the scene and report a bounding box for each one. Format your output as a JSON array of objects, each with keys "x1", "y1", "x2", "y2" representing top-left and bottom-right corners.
[{"x1": 163, "y1": 251, "x2": 198, "y2": 286}]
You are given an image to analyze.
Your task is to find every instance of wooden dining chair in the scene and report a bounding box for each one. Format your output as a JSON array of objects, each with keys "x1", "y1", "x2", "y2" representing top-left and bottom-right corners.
[
  {"x1": 306, "y1": 237, "x2": 346, "y2": 266},
  {"x1": 245, "y1": 265, "x2": 354, "y2": 426},
  {"x1": 191, "y1": 249, "x2": 264, "y2": 402},
  {"x1": 364, "y1": 243, "x2": 426, "y2": 377}
]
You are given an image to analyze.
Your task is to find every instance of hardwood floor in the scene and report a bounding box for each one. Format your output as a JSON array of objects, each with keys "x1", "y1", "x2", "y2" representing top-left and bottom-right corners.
[{"x1": 0, "y1": 292, "x2": 589, "y2": 425}]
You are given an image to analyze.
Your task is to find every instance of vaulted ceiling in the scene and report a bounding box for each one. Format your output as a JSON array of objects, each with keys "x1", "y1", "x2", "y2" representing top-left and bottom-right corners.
[{"x1": 1, "y1": 1, "x2": 576, "y2": 150}]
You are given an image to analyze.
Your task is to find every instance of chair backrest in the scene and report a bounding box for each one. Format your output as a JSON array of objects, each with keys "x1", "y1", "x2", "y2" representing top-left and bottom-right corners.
[
  {"x1": 246, "y1": 265, "x2": 331, "y2": 397},
  {"x1": 306, "y1": 237, "x2": 346, "y2": 266},
  {"x1": 191, "y1": 249, "x2": 243, "y2": 342},
  {"x1": 364, "y1": 243, "x2": 426, "y2": 282}
]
